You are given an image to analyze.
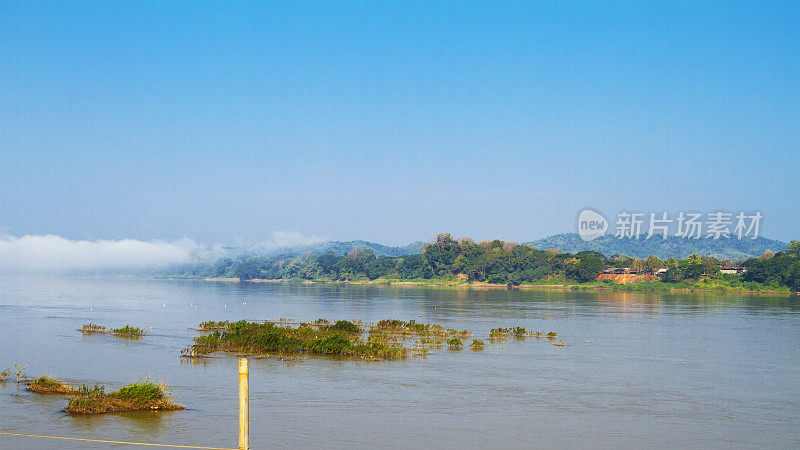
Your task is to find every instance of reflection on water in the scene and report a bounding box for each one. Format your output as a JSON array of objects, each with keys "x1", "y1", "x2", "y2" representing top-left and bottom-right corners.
[{"x1": 0, "y1": 276, "x2": 798, "y2": 449}]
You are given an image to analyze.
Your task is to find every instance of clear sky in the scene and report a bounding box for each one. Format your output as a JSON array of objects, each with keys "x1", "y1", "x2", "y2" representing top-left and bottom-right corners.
[{"x1": 2, "y1": 1, "x2": 798, "y2": 246}]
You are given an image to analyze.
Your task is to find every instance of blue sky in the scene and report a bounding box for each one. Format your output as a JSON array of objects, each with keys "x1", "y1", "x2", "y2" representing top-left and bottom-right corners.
[{"x1": 2, "y1": 1, "x2": 798, "y2": 245}]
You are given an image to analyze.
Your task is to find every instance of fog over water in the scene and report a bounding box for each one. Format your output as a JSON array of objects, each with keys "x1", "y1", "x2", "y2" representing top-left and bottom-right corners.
[{"x1": 0, "y1": 232, "x2": 325, "y2": 273}]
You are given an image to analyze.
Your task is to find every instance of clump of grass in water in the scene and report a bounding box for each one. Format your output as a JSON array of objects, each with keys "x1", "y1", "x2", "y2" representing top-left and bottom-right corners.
[
  {"x1": 184, "y1": 320, "x2": 407, "y2": 360},
  {"x1": 374, "y1": 319, "x2": 470, "y2": 339},
  {"x1": 77, "y1": 383, "x2": 105, "y2": 397},
  {"x1": 489, "y1": 326, "x2": 532, "y2": 340},
  {"x1": 469, "y1": 339, "x2": 485, "y2": 351},
  {"x1": 412, "y1": 347, "x2": 429, "y2": 357},
  {"x1": 66, "y1": 378, "x2": 184, "y2": 415},
  {"x1": 324, "y1": 320, "x2": 362, "y2": 335},
  {"x1": 80, "y1": 323, "x2": 106, "y2": 334},
  {"x1": 111, "y1": 325, "x2": 147, "y2": 338},
  {"x1": 79, "y1": 323, "x2": 147, "y2": 338},
  {"x1": 418, "y1": 337, "x2": 444, "y2": 348},
  {"x1": 546, "y1": 331, "x2": 558, "y2": 339},
  {"x1": 447, "y1": 338, "x2": 463, "y2": 350},
  {"x1": 512, "y1": 326, "x2": 529, "y2": 337},
  {"x1": 199, "y1": 320, "x2": 229, "y2": 331},
  {"x1": 489, "y1": 327, "x2": 511, "y2": 339},
  {"x1": 26, "y1": 376, "x2": 78, "y2": 395},
  {"x1": 375, "y1": 319, "x2": 405, "y2": 330}
]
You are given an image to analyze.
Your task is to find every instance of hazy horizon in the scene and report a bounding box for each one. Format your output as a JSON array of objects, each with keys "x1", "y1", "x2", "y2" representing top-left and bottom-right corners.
[{"x1": 0, "y1": 229, "x2": 790, "y2": 274}]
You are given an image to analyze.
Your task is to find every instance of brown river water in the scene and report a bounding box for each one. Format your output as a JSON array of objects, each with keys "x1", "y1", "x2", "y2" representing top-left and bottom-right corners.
[{"x1": 0, "y1": 276, "x2": 798, "y2": 449}]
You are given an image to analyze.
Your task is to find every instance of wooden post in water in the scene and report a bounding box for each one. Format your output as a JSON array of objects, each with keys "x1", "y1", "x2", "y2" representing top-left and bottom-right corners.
[{"x1": 239, "y1": 357, "x2": 249, "y2": 450}]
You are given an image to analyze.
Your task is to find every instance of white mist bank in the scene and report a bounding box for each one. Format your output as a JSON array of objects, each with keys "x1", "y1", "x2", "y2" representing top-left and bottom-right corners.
[
  {"x1": 0, "y1": 231, "x2": 325, "y2": 273},
  {"x1": 0, "y1": 234, "x2": 201, "y2": 273}
]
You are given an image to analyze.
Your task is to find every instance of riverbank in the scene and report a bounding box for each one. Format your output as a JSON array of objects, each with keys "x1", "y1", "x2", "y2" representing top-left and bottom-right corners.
[{"x1": 202, "y1": 277, "x2": 795, "y2": 295}]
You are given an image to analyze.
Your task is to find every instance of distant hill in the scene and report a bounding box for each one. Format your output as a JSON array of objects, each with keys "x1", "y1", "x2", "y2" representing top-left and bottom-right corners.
[
  {"x1": 294, "y1": 240, "x2": 426, "y2": 257},
  {"x1": 222, "y1": 240, "x2": 426, "y2": 259},
  {"x1": 525, "y1": 233, "x2": 788, "y2": 260}
]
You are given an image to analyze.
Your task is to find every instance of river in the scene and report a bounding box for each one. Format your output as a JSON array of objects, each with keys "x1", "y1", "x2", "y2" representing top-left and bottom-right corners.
[{"x1": 0, "y1": 276, "x2": 797, "y2": 449}]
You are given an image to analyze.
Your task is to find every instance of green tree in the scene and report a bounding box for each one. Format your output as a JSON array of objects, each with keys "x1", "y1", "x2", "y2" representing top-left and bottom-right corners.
[
  {"x1": 787, "y1": 240, "x2": 800, "y2": 256},
  {"x1": 785, "y1": 262, "x2": 800, "y2": 292},
  {"x1": 316, "y1": 253, "x2": 339, "y2": 275},
  {"x1": 661, "y1": 267, "x2": 682, "y2": 283},
  {"x1": 680, "y1": 254, "x2": 705, "y2": 279},
  {"x1": 575, "y1": 257, "x2": 604, "y2": 282},
  {"x1": 644, "y1": 255, "x2": 663, "y2": 273}
]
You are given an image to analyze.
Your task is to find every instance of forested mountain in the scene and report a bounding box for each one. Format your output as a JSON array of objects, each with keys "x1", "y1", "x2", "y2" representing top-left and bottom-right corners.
[
  {"x1": 295, "y1": 240, "x2": 426, "y2": 257},
  {"x1": 184, "y1": 234, "x2": 800, "y2": 292},
  {"x1": 217, "y1": 240, "x2": 425, "y2": 259},
  {"x1": 526, "y1": 234, "x2": 787, "y2": 260}
]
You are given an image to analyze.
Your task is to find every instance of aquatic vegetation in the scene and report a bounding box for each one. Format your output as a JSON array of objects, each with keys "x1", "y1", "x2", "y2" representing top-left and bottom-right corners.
[
  {"x1": 489, "y1": 327, "x2": 511, "y2": 339},
  {"x1": 184, "y1": 320, "x2": 408, "y2": 360},
  {"x1": 418, "y1": 337, "x2": 444, "y2": 348},
  {"x1": 199, "y1": 320, "x2": 229, "y2": 331},
  {"x1": 80, "y1": 323, "x2": 106, "y2": 334},
  {"x1": 77, "y1": 383, "x2": 106, "y2": 397},
  {"x1": 411, "y1": 347, "x2": 429, "y2": 357},
  {"x1": 0, "y1": 368, "x2": 9, "y2": 381},
  {"x1": 447, "y1": 338, "x2": 463, "y2": 350},
  {"x1": 375, "y1": 319, "x2": 405, "y2": 330},
  {"x1": 66, "y1": 378, "x2": 183, "y2": 415},
  {"x1": 489, "y1": 326, "x2": 532, "y2": 339},
  {"x1": 374, "y1": 319, "x2": 469, "y2": 339},
  {"x1": 111, "y1": 325, "x2": 147, "y2": 338},
  {"x1": 446, "y1": 328, "x2": 472, "y2": 338},
  {"x1": 78, "y1": 323, "x2": 147, "y2": 338},
  {"x1": 14, "y1": 363, "x2": 28, "y2": 382},
  {"x1": 186, "y1": 318, "x2": 556, "y2": 360},
  {"x1": 511, "y1": 326, "x2": 528, "y2": 336},
  {"x1": 546, "y1": 331, "x2": 558, "y2": 339},
  {"x1": 325, "y1": 320, "x2": 362, "y2": 335},
  {"x1": 26, "y1": 376, "x2": 78, "y2": 395}
]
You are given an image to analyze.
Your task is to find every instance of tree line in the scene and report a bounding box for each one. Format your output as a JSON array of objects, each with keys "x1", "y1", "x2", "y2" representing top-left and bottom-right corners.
[{"x1": 193, "y1": 234, "x2": 800, "y2": 292}]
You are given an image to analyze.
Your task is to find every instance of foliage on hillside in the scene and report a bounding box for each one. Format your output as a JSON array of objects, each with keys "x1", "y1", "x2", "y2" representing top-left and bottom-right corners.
[
  {"x1": 186, "y1": 234, "x2": 800, "y2": 292},
  {"x1": 525, "y1": 233, "x2": 788, "y2": 260}
]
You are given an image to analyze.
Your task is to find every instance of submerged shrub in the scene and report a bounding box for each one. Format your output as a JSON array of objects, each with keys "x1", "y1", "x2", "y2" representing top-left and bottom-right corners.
[
  {"x1": 447, "y1": 338, "x2": 463, "y2": 350},
  {"x1": 376, "y1": 319, "x2": 405, "y2": 330},
  {"x1": 307, "y1": 335, "x2": 352, "y2": 354},
  {"x1": 199, "y1": 320, "x2": 229, "y2": 331},
  {"x1": 489, "y1": 327, "x2": 511, "y2": 338},
  {"x1": 185, "y1": 319, "x2": 407, "y2": 360},
  {"x1": 111, "y1": 325, "x2": 146, "y2": 337},
  {"x1": 80, "y1": 323, "x2": 106, "y2": 334},
  {"x1": 327, "y1": 320, "x2": 361, "y2": 335},
  {"x1": 469, "y1": 339, "x2": 485, "y2": 350}
]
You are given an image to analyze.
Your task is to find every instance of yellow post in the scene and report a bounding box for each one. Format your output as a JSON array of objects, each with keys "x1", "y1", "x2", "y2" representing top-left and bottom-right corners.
[{"x1": 239, "y1": 357, "x2": 249, "y2": 450}]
